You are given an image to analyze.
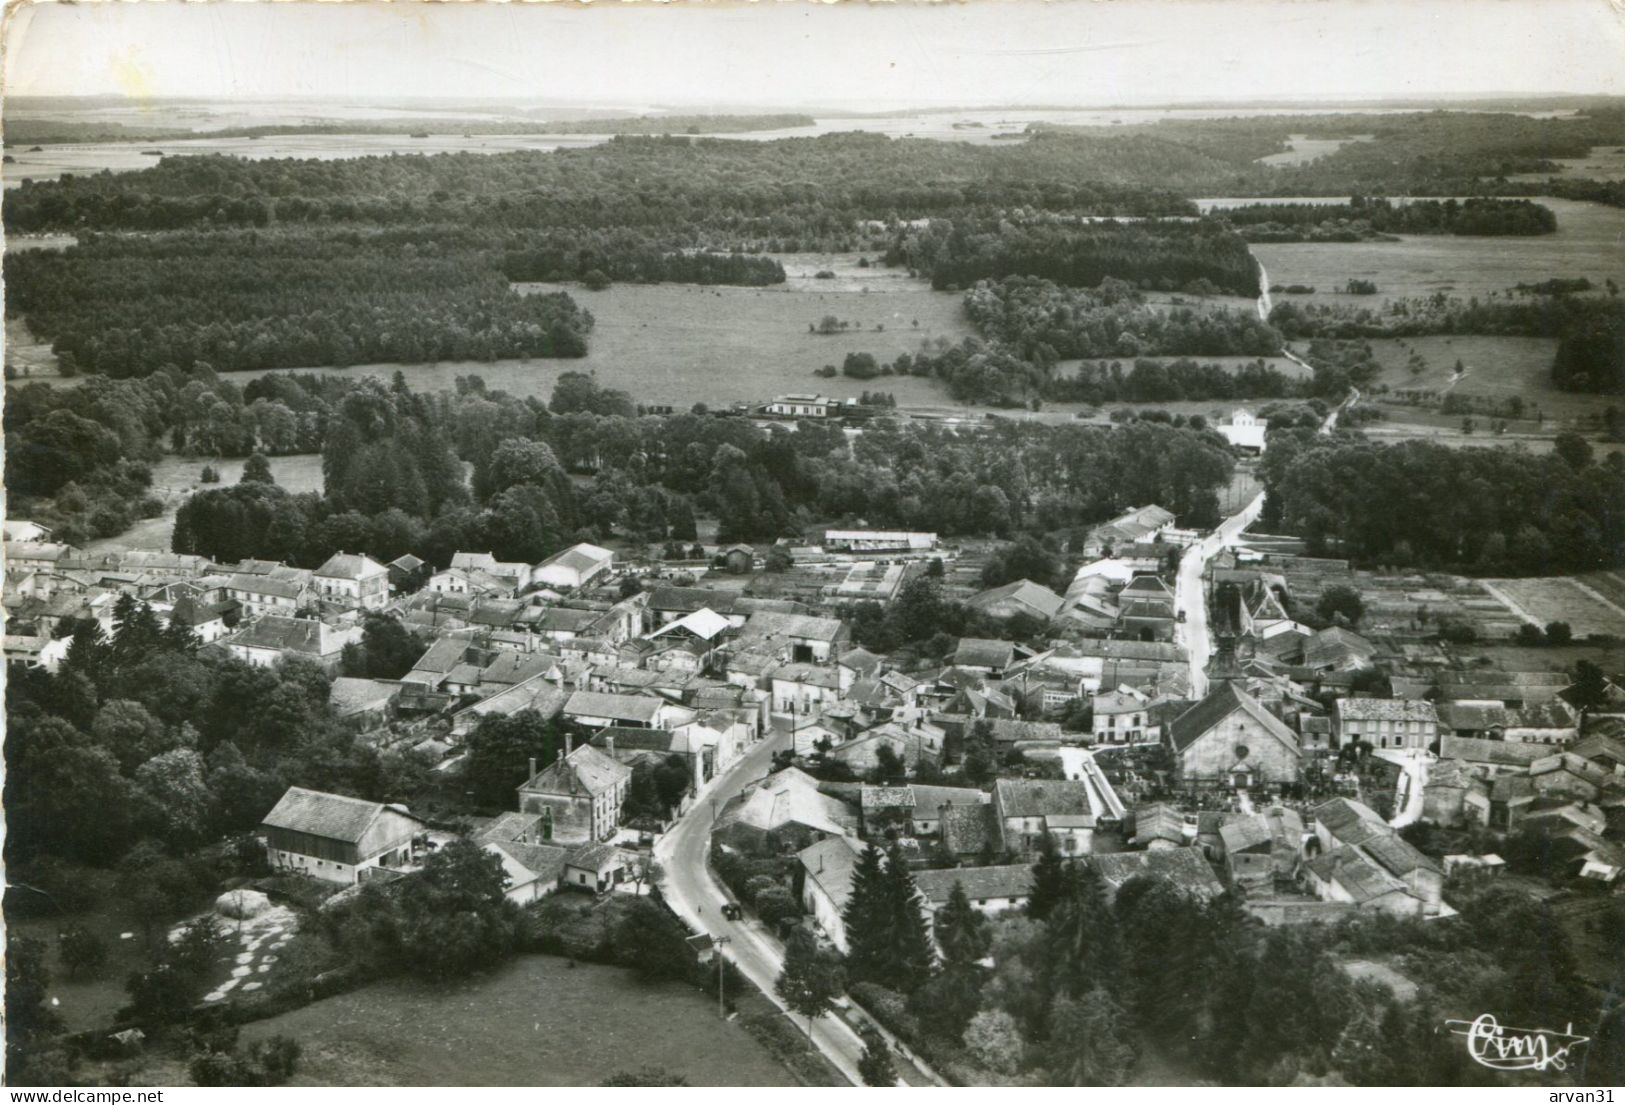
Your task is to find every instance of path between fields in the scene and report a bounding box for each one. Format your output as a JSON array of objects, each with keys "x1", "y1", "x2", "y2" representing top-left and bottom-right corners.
[
  {"x1": 1565, "y1": 577, "x2": 1625, "y2": 628},
  {"x1": 654, "y1": 728, "x2": 945, "y2": 1087},
  {"x1": 1477, "y1": 580, "x2": 1542, "y2": 627}
]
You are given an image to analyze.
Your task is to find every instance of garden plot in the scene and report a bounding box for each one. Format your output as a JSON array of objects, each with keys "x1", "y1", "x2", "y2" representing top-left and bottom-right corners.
[{"x1": 1483, "y1": 576, "x2": 1625, "y2": 639}]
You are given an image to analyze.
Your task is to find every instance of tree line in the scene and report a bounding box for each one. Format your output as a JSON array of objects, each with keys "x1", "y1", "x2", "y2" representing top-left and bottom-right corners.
[
  {"x1": 1220, "y1": 196, "x2": 1558, "y2": 241},
  {"x1": 1259, "y1": 428, "x2": 1625, "y2": 574},
  {"x1": 887, "y1": 218, "x2": 1262, "y2": 296}
]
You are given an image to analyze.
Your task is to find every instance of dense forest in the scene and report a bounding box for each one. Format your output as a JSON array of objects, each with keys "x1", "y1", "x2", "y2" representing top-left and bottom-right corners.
[
  {"x1": 4, "y1": 230, "x2": 595, "y2": 378},
  {"x1": 963, "y1": 275, "x2": 1281, "y2": 359},
  {"x1": 887, "y1": 219, "x2": 1262, "y2": 296},
  {"x1": 1259, "y1": 429, "x2": 1625, "y2": 573},
  {"x1": 1218, "y1": 196, "x2": 1558, "y2": 242}
]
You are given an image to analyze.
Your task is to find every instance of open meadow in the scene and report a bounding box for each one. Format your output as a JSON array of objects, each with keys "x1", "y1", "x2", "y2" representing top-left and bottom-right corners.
[
  {"x1": 240, "y1": 265, "x2": 974, "y2": 409},
  {"x1": 82, "y1": 453, "x2": 325, "y2": 554},
  {"x1": 1250, "y1": 198, "x2": 1625, "y2": 307},
  {"x1": 1505, "y1": 145, "x2": 1625, "y2": 183},
  {"x1": 238, "y1": 954, "x2": 794, "y2": 1087}
]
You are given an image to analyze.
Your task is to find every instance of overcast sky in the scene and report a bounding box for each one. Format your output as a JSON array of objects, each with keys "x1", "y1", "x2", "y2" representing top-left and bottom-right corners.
[{"x1": 6, "y1": 0, "x2": 1623, "y2": 109}]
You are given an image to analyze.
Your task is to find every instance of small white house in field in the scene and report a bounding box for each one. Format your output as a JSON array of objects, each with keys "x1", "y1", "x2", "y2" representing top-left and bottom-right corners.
[
  {"x1": 533, "y1": 543, "x2": 615, "y2": 590},
  {"x1": 1219, "y1": 409, "x2": 1267, "y2": 454}
]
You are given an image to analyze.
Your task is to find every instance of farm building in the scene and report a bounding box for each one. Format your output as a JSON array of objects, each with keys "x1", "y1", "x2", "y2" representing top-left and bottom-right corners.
[
  {"x1": 822, "y1": 529, "x2": 938, "y2": 553},
  {"x1": 260, "y1": 786, "x2": 425, "y2": 885},
  {"x1": 534, "y1": 543, "x2": 615, "y2": 590}
]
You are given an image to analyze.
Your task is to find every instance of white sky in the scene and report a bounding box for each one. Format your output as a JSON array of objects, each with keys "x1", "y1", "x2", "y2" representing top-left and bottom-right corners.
[{"x1": 5, "y1": 0, "x2": 1623, "y2": 109}]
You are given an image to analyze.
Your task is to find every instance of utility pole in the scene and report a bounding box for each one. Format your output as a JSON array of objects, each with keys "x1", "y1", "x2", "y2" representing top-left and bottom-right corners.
[{"x1": 714, "y1": 935, "x2": 733, "y2": 1019}]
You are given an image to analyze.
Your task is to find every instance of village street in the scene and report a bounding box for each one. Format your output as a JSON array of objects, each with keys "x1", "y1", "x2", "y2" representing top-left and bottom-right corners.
[
  {"x1": 654, "y1": 724, "x2": 943, "y2": 1087},
  {"x1": 1175, "y1": 383, "x2": 1360, "y2": 697},
  {"x1": 1176, "y1": 490, "x2": 1267, "y2": 699}
]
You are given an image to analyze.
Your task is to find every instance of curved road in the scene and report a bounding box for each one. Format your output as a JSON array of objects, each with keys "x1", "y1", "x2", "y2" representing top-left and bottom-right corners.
[{"x1": 654, "y1": 726, "x2": 944, "y2": 1087}]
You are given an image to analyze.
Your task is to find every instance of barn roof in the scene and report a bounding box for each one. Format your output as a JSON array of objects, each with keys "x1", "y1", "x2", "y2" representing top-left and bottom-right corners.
[{"x1": 261, "y1": 786, "x2": 420, "y2": 843}]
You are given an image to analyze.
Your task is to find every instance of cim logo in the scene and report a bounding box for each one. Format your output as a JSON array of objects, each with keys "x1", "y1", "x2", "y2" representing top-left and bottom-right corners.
[{"x1": 1446, "y1": 1015, "x2": 1590, "y2": 1074}]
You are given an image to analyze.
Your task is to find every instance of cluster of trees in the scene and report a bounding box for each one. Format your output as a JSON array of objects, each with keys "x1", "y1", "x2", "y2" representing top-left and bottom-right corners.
[
  {"x1": 498, "y1": 235, "x2": 785, "y2": 286},
  {"x1": 1551, "y1": 296, "x2": 1625, "y2": 394},
  {"x1": 888, "y1": 219, "x2": 1261, "y2": 296},
  {"x1": 5, "y1": 229, "x2": 595, "y2": 378},
  {"x1": 1259, "y1": 429, "x2": 1625, "y2": 574},
  {"x1": 168, "y1": 371, "x2": 1235, "y2": 569},
  {"x1": 1220, "y1": 196, "x2": 1558, "y2": 241},
  {"x1": 962, "y1": 275, "x2": 1282, "y2": 362},
  {"x1": 1269, "y1": 286, "x2": 1620, "y2": 343},
  {"x1": 839, "y1": 843, "x2": 1619, "y2": 1086},
  {"x1": 1045, "y1": 357, "x2": 1309, "y2": 405},
  {"x1": 3, "y1": 595, "x2": 438, "y2": 871}
]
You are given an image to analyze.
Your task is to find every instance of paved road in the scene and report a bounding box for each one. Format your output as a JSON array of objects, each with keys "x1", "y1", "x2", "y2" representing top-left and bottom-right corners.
[
  {"x1": 654, "y1": 726, "x2": 943, "y2": 1087},
  {"x1": 1174, "y1": 384, "x2": 1358, "y2": 696},
  {"x1": 1175, "y1": 490, "x2": 1266, "y2": 698}
]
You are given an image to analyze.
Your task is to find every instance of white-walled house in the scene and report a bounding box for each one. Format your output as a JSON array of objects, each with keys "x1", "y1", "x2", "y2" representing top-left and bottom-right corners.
[
  {"x1": 313, "y1": 552, "x2": 391, "y2": 611},
  {"x1": 798, "y1": 836, "x2": 865, "y2": 953}
]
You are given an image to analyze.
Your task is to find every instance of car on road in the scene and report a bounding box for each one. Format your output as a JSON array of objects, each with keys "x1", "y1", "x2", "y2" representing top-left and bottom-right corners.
[{"x1": 721, "y1": 901, "x2": 743, "y2": 920}]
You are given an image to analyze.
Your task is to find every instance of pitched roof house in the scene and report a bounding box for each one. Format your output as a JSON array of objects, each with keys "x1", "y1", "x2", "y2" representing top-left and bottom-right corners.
[{"x1": 260, "y1": 786, "x2": 424, "y2": 884}]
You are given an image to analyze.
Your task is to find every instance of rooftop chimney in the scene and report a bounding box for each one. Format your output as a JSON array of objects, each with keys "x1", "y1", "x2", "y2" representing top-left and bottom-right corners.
[
  {"x1": 564, "y1": 733, "x2": 573, "y2": 758},
  {"x1": 529, "y1": 756, "x2": 537, "y2": 780},
  {"x1": 605, "y1": 734, "x2": 616, "y2": 757}
]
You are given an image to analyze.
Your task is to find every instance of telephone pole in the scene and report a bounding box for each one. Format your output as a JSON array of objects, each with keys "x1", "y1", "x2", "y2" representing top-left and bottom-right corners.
[{"x1": 714, "y1": 935, "x2": 733, "y2": 1019}]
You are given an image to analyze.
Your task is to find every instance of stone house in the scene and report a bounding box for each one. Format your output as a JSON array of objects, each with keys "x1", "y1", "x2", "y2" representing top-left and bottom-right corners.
[{"x1": 516, "y1": 745, "x2": 633, "y2": 844}]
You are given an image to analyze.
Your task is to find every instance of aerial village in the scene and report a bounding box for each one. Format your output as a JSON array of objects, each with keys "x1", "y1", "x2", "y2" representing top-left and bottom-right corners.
[
  {"x1": 6, "y1": 489, "x2": 1624, "y2": 1083},
  {"x1": 9, "y1": 487, "x2": 1622, "y2": 919}
]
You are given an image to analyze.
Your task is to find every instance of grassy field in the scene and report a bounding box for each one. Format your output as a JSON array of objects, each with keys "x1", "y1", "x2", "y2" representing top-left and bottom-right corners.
[
  {"x1": 1506, "y1": 145, "x2": 1625, "y2": 184},
  {"x1": 1251, "y1": 198, "x2": 1625, "y2": 308},
  {"x1": 1257, "y1": 134, "x2": 1372, "y2": 167},
  {"x1": 238, "y1": 954, "x2": 795, "y2": 1087},
  {"x1": 1470, "y1": 640, "x2": 1625, "y2": 675},
  {"x1": 83, "y1": 453, "x2": 325, "y2": 554},
  {"x1": 1352, "y1": 334, "x2": 1614, "y2": 426},
  {"x1": 1481, "y1": 576, "x2": 1625, "y2": 638},
  {"x1": 242, "y1": 263, "x2": 974, "y2": 409}
]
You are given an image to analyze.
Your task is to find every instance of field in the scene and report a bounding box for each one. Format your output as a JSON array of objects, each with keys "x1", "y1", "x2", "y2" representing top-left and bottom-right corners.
[
  {"x1": 1352, "y1": 333, "x2": 1606, "y2": 420},
  {"x1": 1506, "y1": 144, "x2": 1625, "y2": 183},
  {"x1": 1250, "y1": 198, "x2": 1625, "y2": 307},
  {"x1": 83, "y1": 453, "x2": 325, "y2": 554},
  {"x1": 1481, "y1": 576, "x2": 1625, "y2": 638},
  {"x1": 238, "y1": 954, "x2": 795, "y2": 1087},
  {"x1": 1257, "y1": 134, "x2": 1372, "y2": 167},
  {"x1": 241, "y1": 262, "x2": 974, "y2": 409}
]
